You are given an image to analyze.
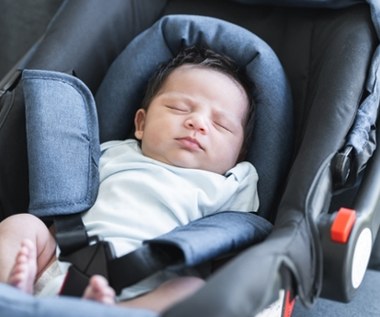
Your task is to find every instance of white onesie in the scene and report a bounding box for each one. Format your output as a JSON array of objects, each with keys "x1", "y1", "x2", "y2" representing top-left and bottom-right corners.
[
  {"x1": 38, "y1": 139, "x2": 259, "y2": 298},
  {"x1": 84, "y1": 139, "x2": 259, "y2": 257}
]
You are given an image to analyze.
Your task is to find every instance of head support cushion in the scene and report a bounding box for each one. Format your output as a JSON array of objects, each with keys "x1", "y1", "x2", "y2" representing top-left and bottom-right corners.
[{"x1": 96, "y1": 15, "x2": 293, "y2": 216}]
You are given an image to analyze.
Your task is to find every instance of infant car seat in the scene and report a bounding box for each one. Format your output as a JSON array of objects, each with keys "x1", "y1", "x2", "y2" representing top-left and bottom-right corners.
[
  {"x1": 17, "y1": 12, "x2": 290, "y2": 304},
  {"x1": 1, "y1": 1, "x2": 380, "y2": 317}
]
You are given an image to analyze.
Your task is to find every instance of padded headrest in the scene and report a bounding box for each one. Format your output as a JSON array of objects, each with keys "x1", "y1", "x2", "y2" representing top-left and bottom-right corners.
[
  {"x1": 231, "y1": 0, "x2": 362, "y2": 8},
  {"x1": 96, "y1": 14, "x2": 293, "y2": 216}
]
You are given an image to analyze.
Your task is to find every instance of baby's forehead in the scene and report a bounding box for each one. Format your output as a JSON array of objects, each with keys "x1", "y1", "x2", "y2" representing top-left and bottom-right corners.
[{"x1": 167, "y1": 64, "x2": 246, "y2": 92}]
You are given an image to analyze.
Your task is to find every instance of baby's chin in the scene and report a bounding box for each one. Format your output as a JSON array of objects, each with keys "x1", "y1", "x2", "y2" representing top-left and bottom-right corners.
[
  {"x1": 173, "y1": 161, "x2": 230, "y2": 175},
  {"x1": 144, "y1": 151, "x2": 229, "y2": 175}
]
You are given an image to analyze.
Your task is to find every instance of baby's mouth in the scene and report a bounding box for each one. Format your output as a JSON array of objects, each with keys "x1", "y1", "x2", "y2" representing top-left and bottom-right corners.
[{"x1": 176, "y1": 137, "x2": 204, "y2": 151}]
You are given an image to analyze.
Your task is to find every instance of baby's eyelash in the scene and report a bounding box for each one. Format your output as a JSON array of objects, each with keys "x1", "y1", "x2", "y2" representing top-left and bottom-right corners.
[
  {"x1": 214, "y1": 121, "x2": 232, "y2": 132},
  {"x1": 166, "y1": 105, "x2": 187, "y2": 112}
]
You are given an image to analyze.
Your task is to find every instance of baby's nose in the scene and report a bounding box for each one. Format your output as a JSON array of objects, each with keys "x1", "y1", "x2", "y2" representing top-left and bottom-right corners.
[{"x1": 184, "y1": 115, "x2": 208, "y2": 134}]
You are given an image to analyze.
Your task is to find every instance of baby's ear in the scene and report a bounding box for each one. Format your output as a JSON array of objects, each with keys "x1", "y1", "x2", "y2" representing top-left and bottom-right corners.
[{"x1": 134, "y1": 108, "x2": 146, "y2": 140}]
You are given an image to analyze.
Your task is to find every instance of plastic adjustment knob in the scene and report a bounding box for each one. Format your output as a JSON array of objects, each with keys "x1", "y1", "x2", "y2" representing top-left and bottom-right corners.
[{"x1": 330, "y1": 208, "x2": 356, "y2": 243}]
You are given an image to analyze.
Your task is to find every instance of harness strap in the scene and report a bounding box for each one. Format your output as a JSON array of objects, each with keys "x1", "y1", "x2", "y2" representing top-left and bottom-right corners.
[
  {"x1": 54, "y1": 214, "x2": 89, "y2": 256},
  {"x1": 108, "y1": 244, "x2": 181, "y2": 294},
  {"x1": 59, "y1": 240, "x2": 114, "y2": 296},
  {"x1": 55, "y1": 214, "x2": 180, "y2": 296},
  {"x1": 55, "y1": 212, "x2": 272, "y2": 296},
  {"x1": 58, "y1": 240, "x2": 179, "y2": 296}
]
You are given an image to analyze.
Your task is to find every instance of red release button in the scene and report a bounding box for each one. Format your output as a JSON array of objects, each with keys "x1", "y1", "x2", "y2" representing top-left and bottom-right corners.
[{"x1": 330, "y1": 207, "x2": 356, "y2": 243}]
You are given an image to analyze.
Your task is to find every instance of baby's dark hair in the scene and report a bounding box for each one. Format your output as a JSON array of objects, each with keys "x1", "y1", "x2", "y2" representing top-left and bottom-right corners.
[{"x1": 141, "y1": 45, "x2": 255, "y2": 161}]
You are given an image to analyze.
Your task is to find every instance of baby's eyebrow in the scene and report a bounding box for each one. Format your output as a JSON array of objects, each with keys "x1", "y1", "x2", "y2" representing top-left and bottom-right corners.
[{"x1": 160, "y1": 92, "x2": 194, "y2": 104}]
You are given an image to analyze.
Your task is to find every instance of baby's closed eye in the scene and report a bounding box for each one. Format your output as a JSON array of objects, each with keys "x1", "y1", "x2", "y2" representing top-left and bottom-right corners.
[{"x1": 165, "y1": 104, "x2": 190, "y2": 112}]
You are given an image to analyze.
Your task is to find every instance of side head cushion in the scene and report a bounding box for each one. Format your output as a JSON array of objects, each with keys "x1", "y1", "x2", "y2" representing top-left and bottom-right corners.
[
  {"x1": 22, "y1": 69, "x2": 100, "y2": 217},
  {"x1": 96, "y1": 15, "x2": 293, "y2": 216}
]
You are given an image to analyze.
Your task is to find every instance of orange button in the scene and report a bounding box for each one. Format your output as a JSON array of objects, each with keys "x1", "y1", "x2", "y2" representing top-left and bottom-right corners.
[{"x1": 330, "y1": 208, "x2": 356, "y2": 243}]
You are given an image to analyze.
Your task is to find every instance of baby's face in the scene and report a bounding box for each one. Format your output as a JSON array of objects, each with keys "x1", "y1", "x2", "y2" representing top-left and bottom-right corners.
[{"x1": 134, "y1": 64, "x2": 248, "y2": 174}]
